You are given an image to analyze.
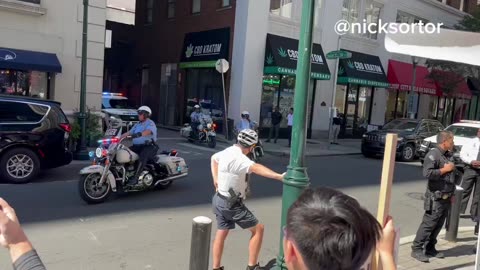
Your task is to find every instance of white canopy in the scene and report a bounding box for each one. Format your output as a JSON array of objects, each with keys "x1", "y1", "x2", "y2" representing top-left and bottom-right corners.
[{"x1": 385, "y1": 24, "x2": 480, "y2": 66}]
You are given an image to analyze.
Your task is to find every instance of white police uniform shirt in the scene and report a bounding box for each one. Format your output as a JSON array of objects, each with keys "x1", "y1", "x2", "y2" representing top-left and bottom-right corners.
[
  {"x1": 460, "y1": 137, "x2": 480, "y2": 165},
  {"x1": 212, "y1": 145, "x2": 255, "y2": 200}
]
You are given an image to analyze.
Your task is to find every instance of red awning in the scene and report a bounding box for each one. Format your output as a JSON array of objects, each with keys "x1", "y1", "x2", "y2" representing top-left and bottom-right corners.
[
  {"x1": 430, "y1": 69, "x2": 472, "y2": 99},
  {"x1": 387, "y1": 60, "x2": 440, "y2": 96}
]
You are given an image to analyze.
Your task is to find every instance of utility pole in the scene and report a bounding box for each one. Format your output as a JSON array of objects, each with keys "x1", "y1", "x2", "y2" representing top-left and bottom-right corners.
[
  {"x1": 75, "y1": 0, "x2": 89, "y2": 160},
  {"x1": 276, "y1": 0, "x2": 314, "y2": 268}
]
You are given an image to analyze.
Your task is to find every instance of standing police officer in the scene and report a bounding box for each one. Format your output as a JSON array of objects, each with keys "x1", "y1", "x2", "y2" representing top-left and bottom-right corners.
[
  {"x1": 459, "y1": 128, "x2": 480, "y2": 222},
  {"x1": 411, "y1": 130, "x2": 456, "y2": 263}
]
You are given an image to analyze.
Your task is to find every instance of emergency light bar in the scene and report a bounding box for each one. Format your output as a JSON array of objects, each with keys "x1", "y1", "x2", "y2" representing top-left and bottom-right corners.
[
  {"x1": 459, "y1": 120, "x2": 480, "y2": 124},
  {"x1": 102, "y1": 92, "x2": 123, "y2": 96}
]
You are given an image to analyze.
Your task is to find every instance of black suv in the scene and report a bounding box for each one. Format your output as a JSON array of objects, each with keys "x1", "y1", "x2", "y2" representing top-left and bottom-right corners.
[
  {"x1": 361, "y1": 118, "x2": 444, "y2": 162},
  {"x1": 0, "y1": 95, "x2": 72, "y2": 183}
]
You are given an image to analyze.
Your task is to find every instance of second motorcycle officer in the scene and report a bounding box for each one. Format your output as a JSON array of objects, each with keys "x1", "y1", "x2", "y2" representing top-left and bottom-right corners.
[{"x1": 411, "y1": 130, "x2": 456, "y2": 263}]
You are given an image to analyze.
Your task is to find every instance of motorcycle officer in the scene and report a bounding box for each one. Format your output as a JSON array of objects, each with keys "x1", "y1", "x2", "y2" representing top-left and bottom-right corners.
[
  {"x1": 236, "y1": 111, "x2": 255, "y2": 132},
  {"x1": 411, "y1": 130, "x2": 456, "y2": 263},
  {"x1": 190, "y1": 105, "x2": 203, "y2": 139},
  {"x1": 121, "y1": 106, "x2": 158, "y2": 185}
]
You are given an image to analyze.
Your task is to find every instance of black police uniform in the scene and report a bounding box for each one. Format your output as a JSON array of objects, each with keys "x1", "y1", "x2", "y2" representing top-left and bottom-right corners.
[{"x1": 412, "y1": 147, "x2": 456, "y2": 255}]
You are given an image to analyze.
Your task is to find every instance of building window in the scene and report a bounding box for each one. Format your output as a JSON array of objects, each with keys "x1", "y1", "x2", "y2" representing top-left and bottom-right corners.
[
  {"x1": 363, "y1": 0, "x2": 382, "y2": 39},
  {"x1": 145, "y1": 0, "x2": 153, "y2": 24},
  {"x1": 0, "y1": 70, "x2": 49, "y2": 99},
  {"x1": 17, "y1": 0, "x2": 41, "y2": 4},
  {"x1": 192, "y1": 0, "x2": 201, "y2": 14},
  {"x1": 342, "y1": 0, "x2": 360, "y2": 23},
  {"x1": 167, "y1": 0, "x2": 175, "y2": 18},
  {"x1": 270, "y1": 0, "x2": 293, "y2": 19},
  {"x1": 396, "y1": 11, "x2": 428, "y2": 24},
  {"x1": 221, "y1": 0, "x2": 231, "y2": 7}
]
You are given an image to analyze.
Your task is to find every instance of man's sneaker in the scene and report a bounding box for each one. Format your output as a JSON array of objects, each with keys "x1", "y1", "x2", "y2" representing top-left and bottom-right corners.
[
  {"x1": 425, "y1": 249, "x2": 445, "y2": 259},
  {"x1": 213, "y1": 267, "x2": 224, "y2": 270},
  {"x1": 411, "y1": 250, "x2": 429, "y2": 263},
  {"x1": 246, "y1": 263, "x2": 262, "y2": 270}
]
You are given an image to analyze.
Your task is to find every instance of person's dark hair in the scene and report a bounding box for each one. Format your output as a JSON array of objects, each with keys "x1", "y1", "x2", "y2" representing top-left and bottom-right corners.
[
  {"x1": 437, "y1": 130, "x2": 453, "y2": 144},
  {"x1": 286, "y1": 187, "x2": 381, "y2": 270}
]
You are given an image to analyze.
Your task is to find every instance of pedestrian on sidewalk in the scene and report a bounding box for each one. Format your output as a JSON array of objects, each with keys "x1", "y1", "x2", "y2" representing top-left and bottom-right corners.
[
  {"x1": 210, "y1": 129, "x2": 285, "y2": 270},
  {"x1": 330, "y1": 109, "x2": 341, "y2": 145},
  {"x1": 287, "y1": 108, "x2": 293, "y2": 147},
  {"x1": 283, "y1": 187, "x2": 397, "y2": 270},
  {"x1": 411, "y1": 130, "x2": 456, "y2": 263},
  {"x1": 266, "y1": 107, "x2": 282, "y2": 143},
  {"x1": 0, "y1": 198, "x2": 46, "y2": 270},
  {"x1": 459, "y1": 128, "x2": 480, "y2": 226}
]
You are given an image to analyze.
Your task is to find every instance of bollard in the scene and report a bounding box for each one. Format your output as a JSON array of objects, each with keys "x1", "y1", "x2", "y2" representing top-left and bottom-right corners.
[
  {"x1": 445, "y1": 185, "x2": 464, "y2": 242},
  {"x1": 189, "y1": 216, "x2": 212, "y2": 270}
]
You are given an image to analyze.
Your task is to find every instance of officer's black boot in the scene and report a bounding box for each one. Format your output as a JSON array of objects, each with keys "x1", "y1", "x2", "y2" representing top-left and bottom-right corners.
[
  {"x1": 425, "y1": 248, "x2": 445, "y2": 259},
  {"x1": 127, "y1": 161, "x2": 143, "y2": 185},
  {"x1": 411, "y1": 250, "x2": 429, "y2": 263}
]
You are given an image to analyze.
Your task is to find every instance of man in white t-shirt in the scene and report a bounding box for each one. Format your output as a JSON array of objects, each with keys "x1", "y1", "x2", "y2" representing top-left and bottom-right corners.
[{"x1": 211, "y1": 129, "x2": 285, "y2": 270}]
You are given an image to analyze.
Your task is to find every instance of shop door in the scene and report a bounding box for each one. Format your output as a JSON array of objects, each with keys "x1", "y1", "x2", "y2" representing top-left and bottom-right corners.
[{"x1": 343, "y1": 85, "x2": 358, "y2": 137}]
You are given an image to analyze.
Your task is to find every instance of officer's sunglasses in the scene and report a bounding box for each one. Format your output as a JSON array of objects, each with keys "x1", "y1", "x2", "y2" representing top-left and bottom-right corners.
[{"x1": 138, "y1": 110, "x2": 147, "y2": 115}]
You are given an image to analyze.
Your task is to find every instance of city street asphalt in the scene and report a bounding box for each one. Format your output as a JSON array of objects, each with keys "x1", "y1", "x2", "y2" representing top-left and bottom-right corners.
[{"x1": 0, "y1": 129, "x2": 475, "y2": 269}]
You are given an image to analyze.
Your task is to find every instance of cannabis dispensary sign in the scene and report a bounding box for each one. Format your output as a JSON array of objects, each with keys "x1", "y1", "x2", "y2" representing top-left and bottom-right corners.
[
  {"x1": 337, "y1": 50, "x2": 389, "y2": 88},
  {"x1": 180, "y1": 28, "x2": 230, "y2": 69},
  {"x1": 264, "y1": 34, "x2": 331, "y2": 80}
]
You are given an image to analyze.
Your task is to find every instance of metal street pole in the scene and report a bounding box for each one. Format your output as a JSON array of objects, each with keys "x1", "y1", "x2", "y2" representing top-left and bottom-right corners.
[
  {"x1": 327, "y1": 36, "x2": 342, "y2": 149},
  {"x1": 404, "y1": 56, "x2": 417, "y2": 119},
  {"x1": 276, "y1": 0, "x2": 314, "y2": 268},
  {"x1": 75, "y1": 0, "x2": 89, "y2": 160},
  {"x1": 221, "y1": 71, "x2": 229, "y2": 140}
]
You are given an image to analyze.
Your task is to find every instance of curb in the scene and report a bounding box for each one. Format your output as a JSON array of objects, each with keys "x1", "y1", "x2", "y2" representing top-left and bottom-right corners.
[
  {"x1": 264, "y1": 150, "x2": 361, "y2": 157},
  {"x1": 399, "y1": 226, "x2": 475, "y2": 246}
]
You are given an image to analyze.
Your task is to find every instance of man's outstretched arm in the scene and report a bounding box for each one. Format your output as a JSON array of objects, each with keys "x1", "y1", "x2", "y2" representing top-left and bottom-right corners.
[{"x1": 249, "y1": 163, "x2": 284, "y2": 181}]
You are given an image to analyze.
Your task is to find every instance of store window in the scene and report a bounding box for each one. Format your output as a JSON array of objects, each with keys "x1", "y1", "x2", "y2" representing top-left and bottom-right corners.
[
  {"x1": 396, "y1": 11, "x2": 428, "y2": 24},
  {"x1": 221, "y1": 0, "x2": 231, "y2": 7},
  {"x1": 185, "y1": 69, "x2": 223, "y2": 124},
  {"x1": 0, "y1": 70, "x2": 48, "y2": 99},
  {"x1": 454, "y1": 98, "x2": 470, "y2": 122},
  {"x1": 260, "y1": 74, "x2": 314, "y2": 129},
  {"x1": 469, "y1": 96, "x2": 478, "y2": 120},
  {"x1": 167, "y1": 0, "x2": 175, "y2": 18},
  {"x1": 270, "y1": 0, "x2": 293, "y2": 19},
  {"x1": 342, "y1": 0, "x2": 360, "y2": 23},
  {"x1": 357, "y1": 86, "x2": 373, "y2": 132},
  {"x1": 192, "y1": 0, "x2": 201, "y2": 14},
  {"x1": 145, "y1": 0, "x2": 153, "y2": 24},
  {"x1": 385, "y1": 89, "x2": 397, "y2": 122},
  {"x1": 363, "y1": 0, "x2": 382, "y2": 39}
]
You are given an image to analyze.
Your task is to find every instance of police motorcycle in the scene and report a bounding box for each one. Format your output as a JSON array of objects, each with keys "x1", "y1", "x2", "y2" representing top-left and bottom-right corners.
[
  {"x1": 78, "y1": 123, "x2": 189, "y2": 204},
  {"x1": 233, "y1": 121, "x2": 264, "y2": 162},
  {"x1": 180, "y1": 113, "x2": 217, "y2": 148}
]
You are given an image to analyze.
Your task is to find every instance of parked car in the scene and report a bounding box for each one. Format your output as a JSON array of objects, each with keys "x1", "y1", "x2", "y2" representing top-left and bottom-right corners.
[
  {"x1": 418, "y1": 120, "x2": 480, "y2": 165},
  {"x1": 361, "y1": 118, "x2": 444, "y2": 162},
  {"x1": 0, "y1": 95, "x2": 72, "y2": 183}
]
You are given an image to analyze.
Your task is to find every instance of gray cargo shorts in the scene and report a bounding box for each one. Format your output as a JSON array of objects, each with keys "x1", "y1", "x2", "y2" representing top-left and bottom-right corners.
[{"x1": 212, "y1": 193, "x2": 259, "y2": 230}]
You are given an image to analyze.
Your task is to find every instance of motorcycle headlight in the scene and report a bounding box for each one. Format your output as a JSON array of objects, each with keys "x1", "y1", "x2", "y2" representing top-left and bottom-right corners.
[
  {"x1": 362, "y1": 134, "x2": 367, "y2": 138},
  {"x1": 422, "y1": 140, "x2": 430, "y2": 146},
  {"x1": 207, "y1": 123, "x2": 212, "y2": 129},
  {"x1": 95, "y1": 147, "x2": 103, "y2": 158}
]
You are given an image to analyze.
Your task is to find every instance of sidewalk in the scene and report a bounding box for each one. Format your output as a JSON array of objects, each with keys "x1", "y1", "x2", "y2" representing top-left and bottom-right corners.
[
  {"x1": 157, "y1": 125, "x2": 362, "y2": 157},
  {"x1": 261, "y1": 138, "x2": 361, "y2": 157},
  {"x1": 397, "y1": 228, "x2": 477, "y2": 270}
]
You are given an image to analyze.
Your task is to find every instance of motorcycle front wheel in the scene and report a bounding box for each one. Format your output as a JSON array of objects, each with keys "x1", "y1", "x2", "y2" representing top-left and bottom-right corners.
[{"x1": 79, "y1": 173, "x2": 112, "y2": 204}]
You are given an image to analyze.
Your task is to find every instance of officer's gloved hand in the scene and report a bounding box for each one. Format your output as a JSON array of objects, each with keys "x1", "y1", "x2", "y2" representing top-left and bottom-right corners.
[{"x1": 132, "y1": 132, "x2": 142, "y2": 138}]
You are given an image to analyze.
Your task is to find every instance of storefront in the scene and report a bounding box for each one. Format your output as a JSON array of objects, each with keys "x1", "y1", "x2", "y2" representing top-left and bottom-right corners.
[
  {"x1": 386, "y1": 60, "x2": 440, "y2": 122},
  {"x1": 432, "y1": 70, "x2": 472, "y2": 126},
  {"x1": 179, "y1": 28, "x2": 230, "y2": 130},
  {"x1": 261, "y1": 34, "x2": 331, "y2": 138},
  {"x1": 0, "y1": 48, "x2": 61, "y2": 99},
  {"x1": 467, "y1": 77, "x2": 480, "y2": 120},
  {"x1": 335, "y1": 50, "x2": 389, "y2": 138}
]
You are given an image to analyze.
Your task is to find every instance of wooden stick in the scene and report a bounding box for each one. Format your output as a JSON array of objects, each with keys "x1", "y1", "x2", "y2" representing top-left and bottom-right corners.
[{"x1": 371, "y1": 133, "x2": 398, "y2": 270}]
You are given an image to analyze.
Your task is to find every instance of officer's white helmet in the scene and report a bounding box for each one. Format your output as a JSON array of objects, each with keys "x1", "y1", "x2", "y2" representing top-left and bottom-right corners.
[
  {"x1": 138, "y1": 106, "x2": 152, "y2": 115},
  {"x1": 194, "y1": 105, "x2": 200, "y2": 109},
  {"x1": 237, "y1": 129, "x2": 258, "y2": 147},
  {"x1": 242, "y1": 111, "x2": 250, "y2": 115}
]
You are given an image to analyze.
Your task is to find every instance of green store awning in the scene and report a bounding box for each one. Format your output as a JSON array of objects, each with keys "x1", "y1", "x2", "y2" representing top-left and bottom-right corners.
[
  {"x1": 337, "y1": 50, "x2": 389, "y2": 88},
  {"x1": 263, "y1": 34, "x2": 331, "y2": 80}
]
